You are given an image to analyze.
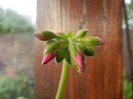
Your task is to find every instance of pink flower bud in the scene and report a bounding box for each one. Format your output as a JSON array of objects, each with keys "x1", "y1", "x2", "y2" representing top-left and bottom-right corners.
[
  {"x1": 94, "y1": 36, "x2": 105, "y2": 44},
  {"x1": 72, "y1": 49, "x2": 85, "y2": 74},
  {"x1": 33, "y1": 32, "x2": 48, "y2": 40},
  {"x1": 41, "y1": 51, "x2": 55, "y2": 65}
]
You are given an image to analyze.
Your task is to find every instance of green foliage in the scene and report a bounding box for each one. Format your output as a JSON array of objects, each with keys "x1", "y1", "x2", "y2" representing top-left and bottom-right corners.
[
  {"x1": 55, "y1": 41, "x2": 68, "y2": 63},
  {"x1": 56, "y1": 32, "x2": 66, "y2": 39},
  {"x1": 123, "y1": 1, "x2": 133, "y2": 29},
  {"x1": 123, "y1": 69, "x2": 133, "y2": 99},
  {"x1": 0, "y1": 8, "x2": 34, "y2": 34},
  {"x1": 74, "y1": 29, "x2": 87, "y2": 39},
  {"x1": 77, "y1": 43, "x2": 94, "y2": 56},
  {"x1": 40, "y1": 31, "x2": 57, "y2": 40},
  {"x1": 0, "y1": 75, "x2": 34, "y2": 99},
  {"x1": 126, "y1": 1, "x2": 133, "y2": 19},
  {"x1": 16, "y1": 97, "x2": 28, "y2": 99},
  {"x1": 43, "y1": 42, "x2": 59, "y2": 54},
  {"x1": 70, "y1": 57, "x2": 78, "y2": 70},
  {"x1": 66, "y1": 30, "x2": 72, "y2": 38},
  {"x1": 45, "y1": 40, "x2": 57, "y2": 45},
  {"x1": 69, "y1": 42, "x2": 77, "y2": 57},
  {"x1": 57, "y1": 30, "x2": 73, "y2": 39},
  {"x1": 64, "y1": 49, "x2": 71, "y2": 65},
  {"x1": 81, "y1": 37, "x2": 100, "y2": 46}
]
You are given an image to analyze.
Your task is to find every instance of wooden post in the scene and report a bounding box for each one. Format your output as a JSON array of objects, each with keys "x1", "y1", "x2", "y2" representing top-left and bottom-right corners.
[{"x1": 34, "y1": 0, "x2": 122, "y2": 99}]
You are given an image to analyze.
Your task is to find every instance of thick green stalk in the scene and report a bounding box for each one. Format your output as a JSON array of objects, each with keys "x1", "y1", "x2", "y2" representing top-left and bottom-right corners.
[{"x1": 55, "y1": 59, "x2": 68, "y2": 99}]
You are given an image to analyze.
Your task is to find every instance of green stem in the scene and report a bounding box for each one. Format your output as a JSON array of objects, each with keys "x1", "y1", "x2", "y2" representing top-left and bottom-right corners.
[{"x1": 55, "y1": 59, "x2": 68, "y2": 99}]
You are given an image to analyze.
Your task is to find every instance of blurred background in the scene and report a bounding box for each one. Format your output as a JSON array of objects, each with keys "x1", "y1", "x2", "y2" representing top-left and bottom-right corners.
[
  {"x1": 0, "y1": 0, "x2": 36, "y2": 99},
  {"x1": 0, "y1": 0, "x2": 133, "y2": 99}
]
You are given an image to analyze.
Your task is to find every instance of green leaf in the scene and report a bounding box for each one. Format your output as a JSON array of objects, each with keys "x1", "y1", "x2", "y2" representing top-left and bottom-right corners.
[
  {"x1": 71, "y1": 57, "x2": 78, "y2": 70},
  {"x1": 66, "y1": 30, "x2": 72, "y2": 38},
  {"x1": 55, "y1": 42, "x2": 68, "y2": 63},
  {"x1": 69, "y1": 42, "x2": 77, "y2": 56},
  {"x1": 82, "y1": 45, "x2": 95, "y2": 56},
  {"x1": 40, "y1": 30, "x2": 56, "y2": 39},
  {"x1": 43, "y1": 42, "x2": 59, "y2": 54},
  {"x1": 55, "y1": 49, "x2": 65, "y2": 63},
  {"x1": 45, "y1": 40, "x2": 56, "y2": 45},
  {"x1": 52, "y1": 50, "x2": 58, "y2": 59},
  {"x1": 56, "y1": 32, "x2": 66, "y2": 39},
  {"x1": 74, "y1": 29, "x2": 87, "y2": 39},
  {"x1": 65, "y1": 49, "x2": 71, "y2": 65},
  {"x1": 76, "y1": 44, "x2": 84, "y2": 56},
  {"x1": 77, "y1": 43, "x2": 95, "y2": 56}
]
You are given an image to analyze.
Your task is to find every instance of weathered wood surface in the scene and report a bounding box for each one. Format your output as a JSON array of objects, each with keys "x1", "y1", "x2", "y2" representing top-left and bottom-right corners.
[{"x1": 34, "y1": 0, "x2": 122, "y2": 99}]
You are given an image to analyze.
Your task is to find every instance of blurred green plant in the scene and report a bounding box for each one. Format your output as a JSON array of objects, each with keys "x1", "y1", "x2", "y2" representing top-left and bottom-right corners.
[
  {"x1": 0, "y1": 7, "x2": 34, "y2": 34},
  {"x1": 126, "y1": 0, "x2": 133, "y2": 19},
  {"x1": 123, "y1": 69, "x2": 133, "y2": 99},
  {"x1": 0, "y1": 75, "x2": 34, "y2": 99},
  {"x1": 125, "y1": 0, "x2": 133, "y2": 29},
  {"x1": 16, "y1": 97, "x2": 28, "y2": 99}
]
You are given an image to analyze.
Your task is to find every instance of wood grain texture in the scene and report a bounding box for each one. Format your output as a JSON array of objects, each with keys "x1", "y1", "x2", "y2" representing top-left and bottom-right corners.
[{"x1": 34, "y1": 0, "x2": 122, "y2": 99}]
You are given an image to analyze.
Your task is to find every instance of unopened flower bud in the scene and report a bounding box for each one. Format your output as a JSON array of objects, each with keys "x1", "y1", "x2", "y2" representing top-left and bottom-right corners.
[
  {"x1": 94, "y1": 36, "x2": 105, "y2": 45},
  {"x1": 74, "y1": 29, "x2": 87, "y2": 39},
  {"x1": 71, "y1": 49, "x2": 85, "y2": 74},
  {"x1": 40, "y1": 30, "x2": 57, "y2": 40},
  {"x1": 43, "y1": 42, "x2": 60, "y2": 55},
  {"x1": 81, "y1": 36, "x2": 104, "y2": 46},
  {"x1": 42, "y1": 51, "x2": 56, "y2": 65},
  {"x1": 33, "y1": 30, "x2": 57, "y2": 41},
  {"x1": 33, "y1": 32, "x2": 48, "y2": 40}
]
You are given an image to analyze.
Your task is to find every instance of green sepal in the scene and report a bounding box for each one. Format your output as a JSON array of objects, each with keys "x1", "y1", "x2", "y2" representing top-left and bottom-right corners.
[
  {"x1": 56, "y1": 32, "x2": 66, "y2": 39},
  {"x1": 82, "y1": 37, "x2": 100, "y2": 46},
  {"x1": 70, "y1": 57, "x2": 78, "y2": 70},
  {"x1": 83, "y1": 45, "x2": 94, "y2": 56},
  {"x1": 40, "y1": 30, "x2": 56, "y2": 40},
  {"x1": 77, "y1": 43, "x2": 95, "y2": 56},
  {"x1": 55, "y1": 42, "x2": 68, "y2": 63},
  {"x1": 64, "y1": 49, "x2": 71, "y2": 65},
  {"x1": 52, "y1": 50, "x2": 58, "y2": 59},
  {"x1": 82, "y1": 45, "x2": 95, "y2": 56},
  {"x1": 76, "y1": 44, "x2": 84, "y2": 56},
  {"x1": 74, "y1": 29, "x2": 87, "y2": 39},
  {"x1": 43, "y1": 42, "x2": 59, "y2": 54},
  {"x1": 66, "y1": 30, "x2": 72, "y2": 38},
  {"x1": 69, "y1": 42, "x2": 77, "y2": 57},
  {"x1": 45, "y1": 40, "x2": 56, "y2": 45},
  {"x1": 55, "y1": 49, "x2": 65, "y2": 63}
]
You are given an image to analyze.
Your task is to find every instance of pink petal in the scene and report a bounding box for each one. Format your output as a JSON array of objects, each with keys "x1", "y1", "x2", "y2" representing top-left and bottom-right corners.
[
  {"x1": 41, "y1": 51, "x2": 55, "y2": 65},
  {"x1": 72, "y1": 49, "x2": 84, "y2": 66},
  {"x1": 71, "y1": 49, "x2": 85, "y2": 74},
  {"x1": 76, "y1": 50, "x2": 83, "y2": 66}
]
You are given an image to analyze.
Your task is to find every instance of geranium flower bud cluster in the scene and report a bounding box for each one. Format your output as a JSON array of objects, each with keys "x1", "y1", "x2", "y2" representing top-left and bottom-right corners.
[{"x1": 33, "y1": 30, "x2": 104, "y2": 74}]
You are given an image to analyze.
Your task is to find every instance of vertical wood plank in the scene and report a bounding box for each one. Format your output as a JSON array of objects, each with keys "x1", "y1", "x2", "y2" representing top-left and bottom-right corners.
[{"x1": 34, "y1": 0, "x2": 122, "y2": 99}]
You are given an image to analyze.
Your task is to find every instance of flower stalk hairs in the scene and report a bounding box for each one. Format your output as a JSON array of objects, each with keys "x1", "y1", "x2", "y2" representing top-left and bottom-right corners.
[{"x1": 33, "y1": 30, "x2": 104, "y2": 99}]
